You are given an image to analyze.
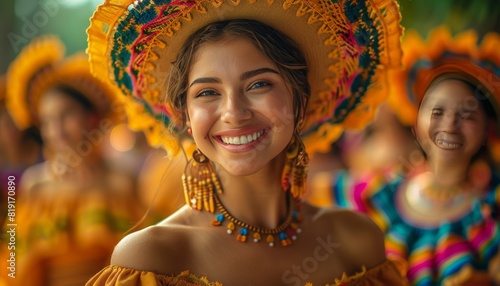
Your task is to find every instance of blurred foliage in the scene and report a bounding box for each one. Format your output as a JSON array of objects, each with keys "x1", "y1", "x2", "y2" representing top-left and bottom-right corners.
[
  {"x1": 0, "y1": 0, "x2": 96, "y2": 74},
  {"x1": 399, "y1": 0, "x2": 500, "y2": 38},
  {"x1": 0, "y1": 0, "x2": 499, "y2": 74}
]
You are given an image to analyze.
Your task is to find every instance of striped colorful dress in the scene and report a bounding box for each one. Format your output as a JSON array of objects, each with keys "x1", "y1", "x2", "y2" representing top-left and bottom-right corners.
[{"x1": 332, "y1": 170, "x2": 500, "y2": 285}]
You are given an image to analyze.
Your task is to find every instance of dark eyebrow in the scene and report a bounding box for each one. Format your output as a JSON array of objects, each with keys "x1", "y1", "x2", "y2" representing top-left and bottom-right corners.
[
  {"x1": 189, "y1": 77, "x2": 220, "y2": 87},
  {"x1": 189, "y1": 68, "x2": 279, "y2": 88},
  {"x1": 241, "y1": 68, "x2": 279, "y2": 81}
]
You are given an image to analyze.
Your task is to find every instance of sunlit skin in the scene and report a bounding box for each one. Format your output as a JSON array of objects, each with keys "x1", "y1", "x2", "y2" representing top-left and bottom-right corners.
[
  {"x1": 415, "y1": 79, "x2": 488, "y2": 185},
  {"x1": 185, "y1": 37, "x2": 296, "y2": 228},
  {"x1": 186, "y1": 37, "x2": 295, "y2": 177},
  {"x1": 38, "y1": 89, "x2": 96, "y2": 153}
]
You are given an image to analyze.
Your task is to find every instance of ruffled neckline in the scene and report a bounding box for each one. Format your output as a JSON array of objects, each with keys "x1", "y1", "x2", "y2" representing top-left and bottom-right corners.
[{"x1": 86, "y1": 260, "x2": 404, "y2": 286}]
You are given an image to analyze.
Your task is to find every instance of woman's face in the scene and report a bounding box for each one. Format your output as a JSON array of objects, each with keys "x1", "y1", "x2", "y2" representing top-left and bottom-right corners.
[
  {"x1": 38, "y1": 89, "x2": 92, "y2": 152},
  {"x1": 185, "y1": 37, "x2": 295, "y2": 176},
  {"x1": 415, "y1": 79, "x2": 488, "y2": 164}
]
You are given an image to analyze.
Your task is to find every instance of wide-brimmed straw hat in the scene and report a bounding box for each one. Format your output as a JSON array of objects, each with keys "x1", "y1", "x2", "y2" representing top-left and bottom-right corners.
[
  {"x1": 6, "y1": 35, "x2": 120, "y2": 130},
  {"x1": 87, "y1": 0, "x2": 403, "y2": 155}
]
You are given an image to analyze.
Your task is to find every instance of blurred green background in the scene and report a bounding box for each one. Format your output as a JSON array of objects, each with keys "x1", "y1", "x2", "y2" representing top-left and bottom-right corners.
[{"x1": 0, "y1": 0, "x2": 499, "y2": 75}]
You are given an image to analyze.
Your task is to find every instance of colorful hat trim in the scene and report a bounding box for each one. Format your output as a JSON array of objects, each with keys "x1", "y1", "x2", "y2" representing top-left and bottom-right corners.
[{"x1": 87, "y1": 0, "x2": 403, "y2": 155}]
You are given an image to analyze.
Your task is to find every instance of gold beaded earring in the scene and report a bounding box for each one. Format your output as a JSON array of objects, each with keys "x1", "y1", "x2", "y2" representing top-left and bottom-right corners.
[
  {"x1": 281, "y1": 133, "x2": 309, "y2": 199},
  {"x1": 182, "y1": 149, "x2": 222, "y2": 213}
]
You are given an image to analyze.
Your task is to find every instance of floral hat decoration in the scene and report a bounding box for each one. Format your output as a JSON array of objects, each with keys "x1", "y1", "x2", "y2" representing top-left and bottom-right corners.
[
  {"x1": 383, "y1": 27, "x2": 500, "y2": 162},
  {"x1": 6, "y1": 35, "x2": 121, "y2": 130},
  {"x1": 87, "y1": 0, "x2": 403, "y2": 155}
]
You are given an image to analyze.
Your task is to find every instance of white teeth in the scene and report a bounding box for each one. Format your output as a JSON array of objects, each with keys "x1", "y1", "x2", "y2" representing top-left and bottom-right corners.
[
  {"x1": 436, "y1": 140, "x2": 460, "y2": 149},
  {"x1": 221, "y1": 130, "x2": 264, "y2": 145}
]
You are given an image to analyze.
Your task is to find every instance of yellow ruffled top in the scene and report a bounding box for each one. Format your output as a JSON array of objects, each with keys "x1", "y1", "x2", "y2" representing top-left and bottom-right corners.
[
  {"x1": 86, "y1": 260, "x2": 405, "y2": 286},
  {"x1": 0, "y1": 176, "x2": 145, "y2": 286}
]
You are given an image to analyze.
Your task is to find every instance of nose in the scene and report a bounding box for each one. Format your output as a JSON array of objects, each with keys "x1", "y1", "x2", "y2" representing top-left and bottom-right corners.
[
  {"x1": 220, "y1": 93, "x2": 252, "y2": 125},
  {"x1": 43, "y1": 119, "x2": 64, "y2": 143},
  {"x1": 440, "y1": 112, "x2": 459, "y2": 132}
]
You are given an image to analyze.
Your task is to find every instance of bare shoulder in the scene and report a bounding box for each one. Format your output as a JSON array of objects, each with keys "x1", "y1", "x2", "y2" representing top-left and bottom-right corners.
[
  {"x1": 111, "y1": 207, "x2": 194, "y2": 274},
  {"x1": 111, "y1": 225, "x2": 183, "y2": 273},
  {"x1": 305, "y1": 204, "x2": 386, "y2": 269}
]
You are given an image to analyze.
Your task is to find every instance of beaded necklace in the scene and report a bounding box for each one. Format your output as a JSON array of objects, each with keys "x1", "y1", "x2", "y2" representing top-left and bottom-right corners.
[
  {"x1": 420, "y1": 181, "x2": 469, "y2": 203},
  {"x1": 398, "y1": 171, "x2": 479, "y2": 228},
  {"x1": 412, "y1": 171, "x2": 480, "y2": 203},
  {"x1": 211, "y1": 193, "x2": 302, "y2": 247}
]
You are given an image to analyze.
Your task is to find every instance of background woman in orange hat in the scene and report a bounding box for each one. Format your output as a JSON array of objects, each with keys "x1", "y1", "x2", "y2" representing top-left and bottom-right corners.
[{"x1": 0, "y1": 35, "x2": 145, "y2": 286}]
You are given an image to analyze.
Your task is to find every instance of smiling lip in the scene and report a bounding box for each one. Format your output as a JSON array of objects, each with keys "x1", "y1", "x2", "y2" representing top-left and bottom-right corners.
[{"x1": 215, "y1": 128, "x2": 267, "y2": 152}]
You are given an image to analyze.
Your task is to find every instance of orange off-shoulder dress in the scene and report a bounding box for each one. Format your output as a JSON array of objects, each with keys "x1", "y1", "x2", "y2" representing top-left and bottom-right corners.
[{"x1": 86, "y1": 259, "x2": 405, "y2": 286}]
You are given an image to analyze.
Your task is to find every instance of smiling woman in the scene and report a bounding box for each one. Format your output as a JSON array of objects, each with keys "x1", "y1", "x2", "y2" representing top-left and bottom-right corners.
[{"x1": 85, "y1": 0, "x2": 406, "y2": 285}]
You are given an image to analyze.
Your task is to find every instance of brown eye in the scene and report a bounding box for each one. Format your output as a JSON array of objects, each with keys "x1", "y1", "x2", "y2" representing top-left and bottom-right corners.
[
  {"x1": 196, "y1": 89, "x2": 219, "y2": 98},
  {"x1": 248, "y1": 81, "x2": 271, "y2": 90}
]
